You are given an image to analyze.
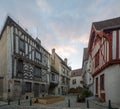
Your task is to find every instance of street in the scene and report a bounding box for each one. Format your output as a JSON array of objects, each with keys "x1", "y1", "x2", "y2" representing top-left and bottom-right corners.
[{"x1": 0, "y1": 95, "x2": 86, "y2": 109}]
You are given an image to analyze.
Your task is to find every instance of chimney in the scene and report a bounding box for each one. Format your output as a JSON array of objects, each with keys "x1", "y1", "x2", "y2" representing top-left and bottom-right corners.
[
  {"x1": 64, "y1": 58, "x2": 67, "y2": 65},
  {"x1": 36, "y1": 37, "x2": 41, "y2": 45},
  {"x1": 52, "y1": 48, "x2": 55, "y2": 54}
]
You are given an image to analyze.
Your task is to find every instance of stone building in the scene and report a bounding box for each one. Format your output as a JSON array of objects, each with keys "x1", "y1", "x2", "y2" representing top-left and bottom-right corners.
[
  {"x1": 0, "y1": 16, "x2": 50, "y2": 100},
  {"x1": 70, "y1": 68, "x2": 83, "y2": 93},
  {"x1": 49, "y1": 48, "x2": 71, "y2": 95}
]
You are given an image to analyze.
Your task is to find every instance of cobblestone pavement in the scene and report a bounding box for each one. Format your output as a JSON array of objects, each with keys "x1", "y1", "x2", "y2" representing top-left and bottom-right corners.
[
  {"x1": 0, "y1": 95, "x2": 86, "y2": 109},
  {"x1": 34, "y1": 95, "x2": 86, "y2": 109}
]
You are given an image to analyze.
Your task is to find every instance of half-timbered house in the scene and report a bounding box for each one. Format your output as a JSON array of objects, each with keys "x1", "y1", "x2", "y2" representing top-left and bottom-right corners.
[
  {"x1": 88, "y1": 17, "x2": 120, "y2": 103},
  {"x1": 0, "y1": 16, "x2": 50, "y2": 100}
]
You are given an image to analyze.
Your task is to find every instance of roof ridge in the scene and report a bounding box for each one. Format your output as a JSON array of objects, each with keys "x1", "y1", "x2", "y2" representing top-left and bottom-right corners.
[
  {"x1": 93, "y1": 16, "x2": 120, "y2": 24},
  {"x1": 93, "y1": 16, "x2": 120, "y2": 31}
]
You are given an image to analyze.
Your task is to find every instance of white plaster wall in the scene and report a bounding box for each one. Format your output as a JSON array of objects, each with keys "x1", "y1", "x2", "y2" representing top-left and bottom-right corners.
[
  {"x1": 105, "y1": 65, "x2": 120, "y2": 103},
  {"x1": 70, "y1": 76, "x2": 83, "y2": 89},
  {"x1": 94, "y1": 64, "x2": 120, "y2": 103},
  {"x1": 7, "y1": 26, "x2": 13, "y2": 79}
]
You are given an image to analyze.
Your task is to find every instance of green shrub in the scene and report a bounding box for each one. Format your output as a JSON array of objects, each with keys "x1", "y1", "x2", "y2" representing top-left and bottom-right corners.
[
  {"x1": 81, "y1": 88, "x2": 93, "y2": 97},
  {"x1": 98, "y1": 97, "x2": 104, "y2": 103},
  {"x1": 76, "y1": 88, "x2": 93, "y2": 103}
]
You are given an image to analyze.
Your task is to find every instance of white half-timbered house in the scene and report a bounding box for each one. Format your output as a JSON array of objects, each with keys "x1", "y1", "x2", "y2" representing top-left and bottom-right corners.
[
  {"x1": 88, "y1": 17, "x2": 120, "y2": 103},
  {"x1": 0, "y1": 16, "x2": 50, "y2": 100}
]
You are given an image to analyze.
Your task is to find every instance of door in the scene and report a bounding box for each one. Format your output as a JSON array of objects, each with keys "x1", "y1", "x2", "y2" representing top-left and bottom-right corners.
[
  {"x1": 0, "y1": 77, "x2": 3, "y2": 99},
  {"x1": 14, "y1": 81, "x2": 21, "y2": 99},
  {"x1": 95, "y1": 78, "x2": 98, "y2": 96},
  {"x1": 33, "y1": 83, "x2": 39, "y2": 97}
]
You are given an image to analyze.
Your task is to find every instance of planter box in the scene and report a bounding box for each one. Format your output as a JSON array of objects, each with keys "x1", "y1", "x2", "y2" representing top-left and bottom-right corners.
[{"x1": 32, "y1": 96, "x2": 65, "y2": 104}]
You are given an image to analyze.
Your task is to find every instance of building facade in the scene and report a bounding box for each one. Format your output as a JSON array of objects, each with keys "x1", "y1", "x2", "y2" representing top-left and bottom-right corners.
[
  {"x1": 82, "y1": 48, "x2": 93, "y2": 92},
  {"x1": 50, "y1": 49, "x2": 71, "y2": 95},
  {"x1": 88, "y1": 17, "x2": 120, "y2": 103},
  {"x1": 0, "y1": 16, "x2": 50, "y2": 100},
  {"x1": 70, "y1": 68, "x2": 83, "y2": 93},
  {"x1": 48, "y1": 55, "x2": 59, "y2": 95}
]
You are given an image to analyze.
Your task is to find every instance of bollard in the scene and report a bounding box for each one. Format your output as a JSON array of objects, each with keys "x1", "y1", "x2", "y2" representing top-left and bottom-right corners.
[
  {"x1": 86, "y1": 100, "x2": 89, "y2": 108},
  {"x1": 68, "y1": 99, "x2": 70, "y2": 107},
  {"x1": 30, "y1": 98, "x2": 32, "y2": 106},
  {"x1": 18, "y1": 99, "x2": 20, "y2": 105},
  {"x1": 8, "y1": 99, "x2": 10, "y2": 105},
  {"x1": 108, "y1": 100, "x2": 112, "y2": 109}
]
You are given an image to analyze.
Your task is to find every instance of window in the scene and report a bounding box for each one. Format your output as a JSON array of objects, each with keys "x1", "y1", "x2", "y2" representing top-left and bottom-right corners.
[
  {"x1": 119, "y1": 30, "x2": 120, "y2": 58},
  {"x1": 17, "y1": 60, "x2": 24, "y2": 78},
  {"x1": 72, "y1": 79, "x2": 76, "y2": 85},
  {"x1": 96, "y1": 78, "x2": 98, "y2": 94},
  {"x1": 67, "y1": 71, "x2": 69, "y2": 76},
  {"x1": 95, "y1": 51, "x2": 99, "y2": 67},
  {"x1": 63, "y1": 67, "x2": 65, "y2": 74},
  {"x1": 51, "y1": 73, "x2": 55, "y2": 81},
  {"x1": 66, "y1": 78, "x2": 69, "y2": 84},
  {"x1": 112, "y1": 31, "x2": 117, "y2": 59},
  {"x1": 100, "y1": 74, "x2": 104, "y2": 90},
  {"x1": 25, "y1": 82, "x2": 32, "y2": 92},
  {"x1": 19, "y1": 39, "x2": 25, "y2": 52},
  {"x1": 62, "y1": 76, "x2": 65, "y2": 84},
  {"x1": 18, "y1": 60, "x2": 23, "y2": 72},
  {"x1": 35, "y1": 51, "x2": 42, "y2": 61},
  {"x1": 34, "y1": 67, "x2": 41, "y2": 77}
]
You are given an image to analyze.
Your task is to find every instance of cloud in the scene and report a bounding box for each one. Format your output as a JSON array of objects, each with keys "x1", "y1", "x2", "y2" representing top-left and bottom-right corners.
[
  {"x1": 36, "y1": 0, "x2": 51, "y2": 13},
  {"x1": 71, "y1": 33, "x2": 89, "y2": 44},
  {"x1": 47, "y1": 45, "x2": 77, "y2": 57},
  {"x1": 1, "y1": 0, "x2": 120, "y2": 69}
]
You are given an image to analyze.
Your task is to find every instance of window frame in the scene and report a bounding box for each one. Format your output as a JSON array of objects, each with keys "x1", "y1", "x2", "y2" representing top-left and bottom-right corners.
[
  {"x1": 25, "y1": 82, "x2": 32, "y2": 93},
  {"x1": 19, "y1": 38, "x2": 25, "y2": 52},
  {"x1": 72, "y1": 79, "x2": 76, "y2": 85},
  {"x1": 100, "y1": 74, "x2": 104, "y2": 90},
  {"x1": 35, "y1": 50, "x2": 42, "y2": 61},
  {"x1": 34, "y1": 66, "x2": 42, "y2": 78}
]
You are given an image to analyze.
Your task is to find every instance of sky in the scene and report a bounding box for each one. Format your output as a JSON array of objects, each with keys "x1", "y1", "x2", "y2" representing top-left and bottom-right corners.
[{"x1": 0, "y1": 0, "x2": 120, "y2": 70}]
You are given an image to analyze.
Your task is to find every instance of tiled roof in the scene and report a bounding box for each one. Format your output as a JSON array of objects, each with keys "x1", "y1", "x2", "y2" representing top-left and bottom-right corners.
[
  {"x1": 71, "y1": 68, "x2": 83, "y2": 77},
  {"x1": 93, "y1": 17, "x2": 120, "y2": 31}
]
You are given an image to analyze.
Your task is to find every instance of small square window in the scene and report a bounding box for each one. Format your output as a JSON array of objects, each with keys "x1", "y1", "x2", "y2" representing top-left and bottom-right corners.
[{"x1": 72, "y1": 79, "x2": 76, "y2": 85}]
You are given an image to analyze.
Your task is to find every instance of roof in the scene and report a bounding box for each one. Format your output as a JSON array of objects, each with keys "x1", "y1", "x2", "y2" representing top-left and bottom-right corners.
[
  {"x1": 88, "y1": 16, "x2": 120, "y2": 53},
  {"x1": 93, "y1": 17, "x2": 120, "y2": 31},
  {"x1": 71, "y1": 68, "x2": 83, "y2": 77},
  {"x1": 0, "y1": 16, "x2": 50, "y2": 55},
  {"x1": 83, "y1": 48, "x2": 88, "y2": 61},
  {"x1": 56, "y1": 53, "x2": 71, "y2": 70}
]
